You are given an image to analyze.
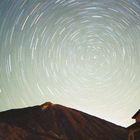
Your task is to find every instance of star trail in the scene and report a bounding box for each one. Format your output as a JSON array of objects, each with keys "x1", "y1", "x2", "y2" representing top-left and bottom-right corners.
[{"x1": 0, "y1": 0, "x2": 140, "y2": 126}]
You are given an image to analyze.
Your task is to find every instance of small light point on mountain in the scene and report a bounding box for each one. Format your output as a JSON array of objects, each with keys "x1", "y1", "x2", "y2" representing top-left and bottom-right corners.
[{"x1": 40, "y1": 102, "x2": 54, "y2": 110}]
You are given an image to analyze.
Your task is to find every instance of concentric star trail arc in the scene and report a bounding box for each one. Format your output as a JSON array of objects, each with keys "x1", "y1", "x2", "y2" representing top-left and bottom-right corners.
[{"x1": 0, "y1": 0, "x2": 140, "y2": 127}]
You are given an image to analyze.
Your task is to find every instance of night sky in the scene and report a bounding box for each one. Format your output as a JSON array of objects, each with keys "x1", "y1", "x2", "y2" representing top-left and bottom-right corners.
[{"x1": 0, "y1": 0, "x2": 140, "y2": 127}]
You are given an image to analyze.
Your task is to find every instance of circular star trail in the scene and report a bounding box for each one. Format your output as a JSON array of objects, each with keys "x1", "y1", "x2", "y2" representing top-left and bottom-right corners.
[{"x1": 0, "y1": 0, "x2": 140, "y2": 126}]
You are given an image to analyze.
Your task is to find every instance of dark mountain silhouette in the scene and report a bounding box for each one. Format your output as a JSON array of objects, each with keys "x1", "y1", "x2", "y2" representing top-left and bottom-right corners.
[{"x1": 0, "y1": 102, "x2": 128, "y2": 140}]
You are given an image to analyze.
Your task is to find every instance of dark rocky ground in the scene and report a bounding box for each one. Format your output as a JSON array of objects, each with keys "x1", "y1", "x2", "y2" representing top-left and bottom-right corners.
[{"x1": 0, "y1": 102, "x2": 128, "y2": 140}]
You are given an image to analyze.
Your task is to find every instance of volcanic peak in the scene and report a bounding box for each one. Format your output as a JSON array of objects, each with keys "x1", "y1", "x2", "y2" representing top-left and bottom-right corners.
[{"x1": 40, "y1": 102, "x2": 54, "y2": 110}]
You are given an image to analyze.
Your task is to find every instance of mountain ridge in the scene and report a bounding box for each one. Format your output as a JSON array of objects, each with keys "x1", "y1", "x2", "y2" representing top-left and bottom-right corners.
[{"x1": 0, "y1": 102, "x2": 128, "y2": 140}]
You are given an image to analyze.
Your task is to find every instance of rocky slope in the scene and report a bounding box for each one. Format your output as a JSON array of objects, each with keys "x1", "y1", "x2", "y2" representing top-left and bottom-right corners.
[{"x1": 0, "y1": 102, "x2": 128, "y2": 140}]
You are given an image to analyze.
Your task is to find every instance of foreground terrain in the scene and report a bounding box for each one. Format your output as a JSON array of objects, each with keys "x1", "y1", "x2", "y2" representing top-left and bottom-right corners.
[{"x1": 0, "y1": 102, "x2": 128, "y2": 140}]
